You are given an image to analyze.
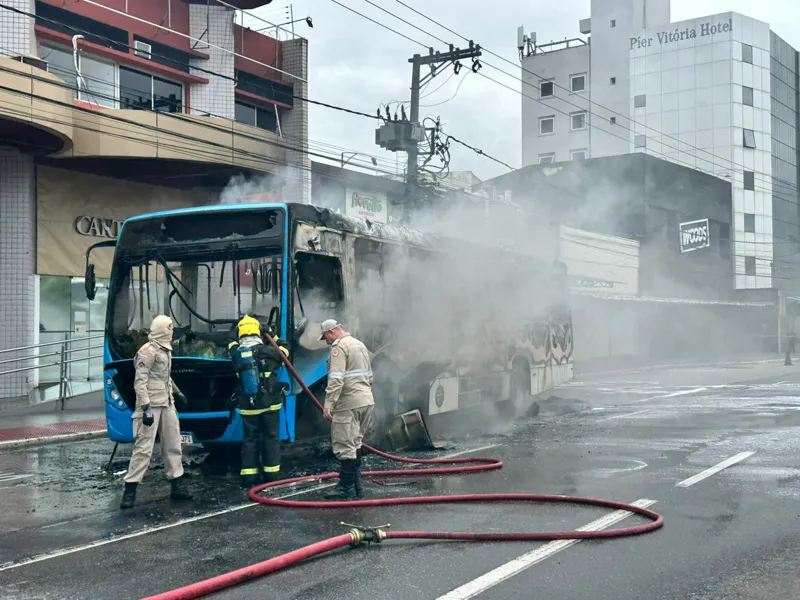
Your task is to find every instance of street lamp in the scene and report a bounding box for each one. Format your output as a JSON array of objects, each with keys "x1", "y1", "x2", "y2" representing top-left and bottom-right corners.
[
  {"x1": 256, "y1": 16, "x2": 312, "y2": 34},
  {"x1": 341, "y1": 152, "x2": 378, "y2": 168}
]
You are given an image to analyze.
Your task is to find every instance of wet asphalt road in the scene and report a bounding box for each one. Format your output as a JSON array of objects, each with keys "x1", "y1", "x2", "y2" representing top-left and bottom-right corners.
[{"x1": 4, "y1": 359, "x2": 800, "y2": 599}]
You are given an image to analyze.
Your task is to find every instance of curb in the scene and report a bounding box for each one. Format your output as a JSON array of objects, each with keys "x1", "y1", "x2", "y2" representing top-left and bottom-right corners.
[{"x1": 0, "y1": 429, "x2": 107, "y2": 450}]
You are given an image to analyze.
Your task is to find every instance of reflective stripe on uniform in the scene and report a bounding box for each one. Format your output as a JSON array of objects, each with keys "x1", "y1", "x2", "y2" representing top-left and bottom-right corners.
[
  {"x1": 329, "y1": 369, "x2": 373, "y2": 380},
  {"x1": 240, "y1": 468, "x2": 259, "y2": 476},
  {"x1": 279, "y1": 346, "x2": 289, "y2": 357},
  {"x1": 266, "y1": 403, "x2": 282, "y2": 412},
  {"x1": 343, "y1": 369, "x2": 373, "y2": 379},
  {"x1": 262, "y1": 465, "x2": 280, "y2": 473},
  {"x1": 228, "y1": 341, "x2": 238, "y2": 349},
  {"x1": 240, "y1": 408, "x2": 269, "y2": 416},
  {"x1": 260, "y1": 371, "x2": 272, "y2": 378}
]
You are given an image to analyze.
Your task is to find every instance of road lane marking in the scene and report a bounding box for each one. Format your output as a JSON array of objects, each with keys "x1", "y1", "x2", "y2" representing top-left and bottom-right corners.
[
  {"x1": 0, "y1": 473, "x2": 33, "y2": 483},
  {"x1": 635, "y1": 387, "x2": 708, "y2": 403},
  {"x1": 0, "y1": 443, "x2": 498, "y2": 572},
  {"x1": 597, "y1": 409, "x2": 651, "y2": 422},
  {"x1": 676, "y1": 451, "x2": 756, "y2": 488},
  {"x1": 436, "y1": 498, "x2": 657, "y2": 600}
]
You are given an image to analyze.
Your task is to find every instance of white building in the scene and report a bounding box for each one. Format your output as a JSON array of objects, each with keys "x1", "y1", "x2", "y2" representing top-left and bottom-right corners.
[{"x1": 519, "y1": 0, "x2": 798, "y2": 290}]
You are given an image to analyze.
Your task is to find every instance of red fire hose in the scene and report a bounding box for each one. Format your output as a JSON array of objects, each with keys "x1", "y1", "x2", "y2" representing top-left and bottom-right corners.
[{"x1": 142, "y1": 335, "x2": 663, "y2": 600}]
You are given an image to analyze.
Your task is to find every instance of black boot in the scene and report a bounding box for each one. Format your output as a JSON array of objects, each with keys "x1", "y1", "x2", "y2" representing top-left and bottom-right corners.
[
  {"x1": 354, "y1": 451, "x2": 364, "y2": 499},
  {"x1": 170, "y1": 475, "x2": 193, "y2": 501},
  {"x1": 120, "y1": 482, "x2": 137, "y2": 510},
  {"x1": 324, "y1": 460, "x2": 357, "y2": 500}
]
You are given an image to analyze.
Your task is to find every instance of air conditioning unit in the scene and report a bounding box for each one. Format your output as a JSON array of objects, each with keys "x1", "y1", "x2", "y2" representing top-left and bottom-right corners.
[
  {"x1": 134, "y1": 40, "x2": 152, "y2": 60},
  {"x1": 11, "y1": 55, "x2": 48, "y2": 72}
]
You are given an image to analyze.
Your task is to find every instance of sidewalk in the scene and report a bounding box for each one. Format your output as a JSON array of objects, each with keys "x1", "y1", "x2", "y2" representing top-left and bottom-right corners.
[{"x1": 0, "y1": 392, "x2": 107, "y2": 448}]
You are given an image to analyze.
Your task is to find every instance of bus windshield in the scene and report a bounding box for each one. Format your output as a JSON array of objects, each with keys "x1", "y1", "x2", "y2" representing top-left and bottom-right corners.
[{"x1": 107, "y1": 208, "x2": 285, "y2": 361}]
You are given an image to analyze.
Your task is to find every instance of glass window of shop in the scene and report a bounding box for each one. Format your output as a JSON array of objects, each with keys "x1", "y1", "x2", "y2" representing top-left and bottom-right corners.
[{"x1": 39, "y1": 276, "x2": 109, "y2": 386}]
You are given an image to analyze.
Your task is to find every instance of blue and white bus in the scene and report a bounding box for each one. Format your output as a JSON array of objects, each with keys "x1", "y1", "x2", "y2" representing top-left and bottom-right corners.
[{"x1": 85, "y1": 203, "x2": 573, "y2": 450}]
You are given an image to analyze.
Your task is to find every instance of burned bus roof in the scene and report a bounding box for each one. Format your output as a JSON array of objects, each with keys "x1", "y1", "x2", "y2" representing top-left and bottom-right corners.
[
  {"x1": 289, "y1": 203, "x2": 560, "y2": 270},
  {"x1": 289, "y1": 203, "x2": 432, "y2": 246}
]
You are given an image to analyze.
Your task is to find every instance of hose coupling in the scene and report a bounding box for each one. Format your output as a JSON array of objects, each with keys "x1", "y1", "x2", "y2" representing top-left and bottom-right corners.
[{"x1": 340, "y1": 522, "x2": 391, "y2": 546}]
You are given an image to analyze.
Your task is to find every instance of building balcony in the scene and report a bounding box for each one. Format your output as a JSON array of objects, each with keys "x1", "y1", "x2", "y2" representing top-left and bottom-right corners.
[{"x1": 0, "y1": 57, "x2": 74, "y2": 154}]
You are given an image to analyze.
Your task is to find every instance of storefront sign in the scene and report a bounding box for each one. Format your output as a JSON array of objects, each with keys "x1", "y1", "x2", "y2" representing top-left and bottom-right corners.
[
  {"x1": 345, "y1": 189, "x2": 388, "y2": 223},
  {"x1": 75, "y1": 216, "x2": 123, "y2": 239},
  {"x1": 630, "y1": 17, "x2": 732, "y2": 50},
  {"x1": 679, "y1": 218, "x2": 711, "y2": 253}
]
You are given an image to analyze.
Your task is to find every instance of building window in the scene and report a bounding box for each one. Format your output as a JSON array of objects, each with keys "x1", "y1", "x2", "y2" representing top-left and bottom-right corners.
[
  {"x1": 744, "y1": 213, "x2": 756, "y2": 233},
  {"x1": 538, "y1": 153, "x2": 555, "y2": 164},
  {"x1": 570, "y1": 111, "x2": 587, "y2": 131},
  {"x1": 235, "y1": 100, "x2": 279, "y2": 132},
  {"x1": 634, "y1": 134, "x2": 646, "y2": 148},
  {"x1": 610, "y1": 19, "x2": 616, "y2": 28},
  {"x1": 743, "y1": 129, "x2": 756, "y2": 148},
  {"x1": 742, "y1": 86, "x2": 754, "y2": 106},
  {"x1": 119, "y1": 66, "x2": 182, "y2": 112},
  {"x1": 610, "y1": 77, "x2": 616, "y2": 85},
  {"x1": 570, "y1": 149, "x2": 587, "y2": 160},
  {"x1": 539, "y1": 116, "x2": 555, "y2": 135},
  {"x1": 742, "y1": 43, "x2": 753, "y2": 64},
  {"x1": 634, "y1": 94, "x2": 646, "y2": 108},
  {"x1": 744, "y1": 256, "x2": 756, "y2": 276},
  {"x1": 540, "y1": 80, "x2": 554, "y2": 98},
  {"x1": 743, "y1": 170, "x2": 755, "y2": 190},
  {"x1": 41, "y1": 44, "x2": 117, "y2": 108},
  {"x1": 571, "y1": 73, "x2": 586, "y2": 93}
]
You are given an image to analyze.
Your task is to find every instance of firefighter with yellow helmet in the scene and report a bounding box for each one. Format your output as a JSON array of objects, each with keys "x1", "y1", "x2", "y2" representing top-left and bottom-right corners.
[{"x1": 228, "y1": 315, "x2": 290, "y2": 487}]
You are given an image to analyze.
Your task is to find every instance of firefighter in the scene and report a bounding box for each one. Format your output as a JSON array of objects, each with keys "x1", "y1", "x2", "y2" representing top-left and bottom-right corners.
[
  {"x1": 319, "y1": 319, "x2": 374, "y2": 500},
  {"x1": 228, "y1": 315, "x2": 290, "y2": 488},
  {"x1": 120, "y1": 315, "x2": 193, "y2": 510}
]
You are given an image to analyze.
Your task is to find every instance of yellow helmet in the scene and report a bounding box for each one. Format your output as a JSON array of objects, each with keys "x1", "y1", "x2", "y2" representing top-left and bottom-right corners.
[{"x1": 237, "y1": 314, "x2": 261, "y2": 338}]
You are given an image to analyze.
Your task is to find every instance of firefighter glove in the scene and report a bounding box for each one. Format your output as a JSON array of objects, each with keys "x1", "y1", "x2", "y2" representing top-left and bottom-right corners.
[{"x1": 142, "y1": 405, "x2": 154, "y2": 427}]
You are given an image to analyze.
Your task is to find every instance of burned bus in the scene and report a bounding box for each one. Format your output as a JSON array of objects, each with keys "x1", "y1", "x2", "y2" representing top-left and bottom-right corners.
[{"x1": 85, "y1": 203, "x2": 573, "y2": 450}]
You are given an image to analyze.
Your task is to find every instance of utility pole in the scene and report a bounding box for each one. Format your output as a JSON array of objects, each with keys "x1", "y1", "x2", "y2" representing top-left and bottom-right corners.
[{"x1": 376, "y1": 42, "x2": 482, "y2": 205}]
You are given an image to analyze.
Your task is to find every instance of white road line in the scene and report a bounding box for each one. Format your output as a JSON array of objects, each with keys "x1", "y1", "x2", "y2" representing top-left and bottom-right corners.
[
  {"x1": 436, "y1": 498, "x2": 657, "y2": 600},
  {"x1": 0, "y1": 482, "x2": 335, "y2": 573},
  {"x1": 597, "y1": 409, "x2": 651, "y2": 422},
  {"x1": 0, "y1": 474, "x2": 33, "y2": 483},
  {"x1": 0, "y1": 430, "x2": 106, "y2": 449},
  {"x1": 676, "y1": 451, "x2": 756, "y2": 488},
  {"x1": 439, "y1": 444, "x2": 501, "y2": 458},
  {"x1": 635, "y1": 387, "x2": 708, "y2": 403},
  {"x1": 0, "y1": 443, "x2": 499, "y2": 572}
]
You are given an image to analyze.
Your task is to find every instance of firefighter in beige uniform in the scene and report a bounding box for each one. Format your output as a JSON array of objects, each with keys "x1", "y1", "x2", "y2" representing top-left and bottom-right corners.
[
  {"x1": 120, "y1": 315, "x2": 193, "y2": 509},
  {"x1": 320, "y1": 319, "x2": 374, "y2": 500}
]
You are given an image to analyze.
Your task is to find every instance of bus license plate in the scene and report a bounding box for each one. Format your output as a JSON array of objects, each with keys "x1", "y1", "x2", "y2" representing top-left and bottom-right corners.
[{"x1": 180, "y1": 433, "x2": 194, "y2": 445}]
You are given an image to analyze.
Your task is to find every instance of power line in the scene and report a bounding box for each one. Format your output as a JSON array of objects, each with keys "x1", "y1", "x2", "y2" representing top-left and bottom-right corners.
[
  {"x1": 421, "y1": 72, "x2": 469, "y2": 107},
  {"x1": 338, "y1": 0, "x2": 794, "y2": 206},
  {"x1": 387, "y1": 0, "x2": 797, "y2": 197}
]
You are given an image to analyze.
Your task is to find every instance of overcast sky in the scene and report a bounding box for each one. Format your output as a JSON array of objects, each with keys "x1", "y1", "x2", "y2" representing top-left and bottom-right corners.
[{"x1": 247, "y1": 1, "x2": 800, "y2": 182}]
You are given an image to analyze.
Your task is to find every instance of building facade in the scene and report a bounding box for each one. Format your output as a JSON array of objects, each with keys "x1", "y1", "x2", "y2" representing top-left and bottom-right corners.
[
  {"x1": 484, "y1": 153, "x2": 778, "y2": 363},
  {"x1": 0, "y1": 0, "x2": 308, "y2": 404},
  {"x1": 518, "y1": 0, "x2": 800, "y2": 293}
]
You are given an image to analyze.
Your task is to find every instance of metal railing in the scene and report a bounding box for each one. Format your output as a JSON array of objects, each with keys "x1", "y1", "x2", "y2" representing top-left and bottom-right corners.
[{"x1": 0, "y1": 334, "x2": 105, "y2": 408}]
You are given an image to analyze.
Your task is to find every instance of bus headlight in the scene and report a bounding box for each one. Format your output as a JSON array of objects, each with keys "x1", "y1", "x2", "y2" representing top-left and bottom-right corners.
[{"x1": 110, "y1": 389, "x2": 120, "y2": 400}]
